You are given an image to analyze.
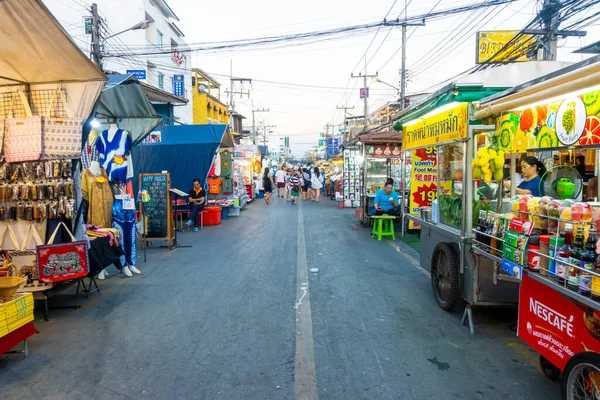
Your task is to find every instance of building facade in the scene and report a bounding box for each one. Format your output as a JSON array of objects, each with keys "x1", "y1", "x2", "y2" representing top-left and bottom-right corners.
[
  {"x1": 43, "y1": 0, "x2": 192, "y2": 124},
  {"x1": 191, "y1": 69, "x2": 228, "y2": 125}
]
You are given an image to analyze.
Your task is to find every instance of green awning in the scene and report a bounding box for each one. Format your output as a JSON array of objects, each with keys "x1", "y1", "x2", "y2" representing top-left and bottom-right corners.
[{"x1": 392, "y1": 85, "x2": 508, "y2": 132}]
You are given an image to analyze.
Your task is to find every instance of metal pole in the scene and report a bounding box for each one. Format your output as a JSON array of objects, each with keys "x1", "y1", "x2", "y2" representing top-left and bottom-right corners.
[
  {"x1": 400, "y1": 23, "x2": 407, "y2": 108},
  {"x1": 363, "y1": 57, "x2": 368, "y2": 127}
]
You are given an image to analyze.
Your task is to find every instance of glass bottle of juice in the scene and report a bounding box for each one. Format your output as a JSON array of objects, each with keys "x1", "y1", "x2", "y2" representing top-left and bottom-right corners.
[
  {"x1": 557, "y1": 224, "x2": 573, "y2": 286},
  {"x1": 568, "y1": 226, "x2": 585, "y2": 291}
]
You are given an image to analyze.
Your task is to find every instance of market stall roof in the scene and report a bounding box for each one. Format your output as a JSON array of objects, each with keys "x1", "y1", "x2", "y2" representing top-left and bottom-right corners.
[
  {"x1": 0, "y1": 0, "x2": 105, "y2": 85},
  {"x1": 351, "y1": 130, "x2": 401, "y2": 145},
  {"x1": 220, "y1": 128, "x2": 235, "y2": 149},
  {"x1": 91, "y1": 74, "x2": 162, "y2": 147},
  {"x1": 475, "y1": 55, "x2": 600, "y2": 120},
  {"x1": 141, "y1": 82, "x2": 188, "y2": 105},
  {"x1": 393, "y1": 61, "x2": 571, "y2": 131}
]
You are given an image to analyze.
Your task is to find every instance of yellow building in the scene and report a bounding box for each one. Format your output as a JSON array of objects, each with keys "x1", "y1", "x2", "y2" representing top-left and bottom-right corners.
[{"x1": 192, "y1": 68, "x2": 229, "y2": 125}]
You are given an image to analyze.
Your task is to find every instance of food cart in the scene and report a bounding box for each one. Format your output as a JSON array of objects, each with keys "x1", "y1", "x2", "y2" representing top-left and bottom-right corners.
[
  {"x1": 393, "y1": 62, "x2": 571, "y2": 333},
  {"x1": 350, "y1": 130, "x2": 403, "y2": 223},
  {"x1": 475, "y1": 54, "x2": 600, "y2": 398}
]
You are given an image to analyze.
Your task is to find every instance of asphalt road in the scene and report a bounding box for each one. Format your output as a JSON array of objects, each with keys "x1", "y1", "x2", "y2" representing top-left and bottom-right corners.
[{"x1": 0, "y1": 196, "x2": 560, "y2": 399}]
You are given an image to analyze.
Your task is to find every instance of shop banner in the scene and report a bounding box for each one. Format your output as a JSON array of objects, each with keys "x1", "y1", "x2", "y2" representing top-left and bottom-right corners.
[
  {"x1": 365, "y1": 144, "x2": 401, "y2": 158},
  {"x1": 408, "y1": 147, "x2": 438, "y2": 229},
  {"x1": 476, "y1": 31, "x2": 536, "y2": 64},
  {"x1": 403, "y1": 103, "x2": 469, "y2": 151},
  {"x1": 496, "y1": 88, "x2": 600, "y2": 153},
  {"x1": 518, "y1": 274, "x2": 600, "y2": 371}
]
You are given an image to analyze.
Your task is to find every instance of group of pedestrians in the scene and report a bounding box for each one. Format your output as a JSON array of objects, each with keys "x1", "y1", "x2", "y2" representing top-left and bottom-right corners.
[{"x1": 263, "y1": 164, "x2": 324, "y2": 205}]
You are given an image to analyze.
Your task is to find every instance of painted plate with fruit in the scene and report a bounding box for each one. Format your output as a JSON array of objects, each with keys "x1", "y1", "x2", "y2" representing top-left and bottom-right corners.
[{"x1": 555, "y1": 96, "x2": 586, "y2": 145}]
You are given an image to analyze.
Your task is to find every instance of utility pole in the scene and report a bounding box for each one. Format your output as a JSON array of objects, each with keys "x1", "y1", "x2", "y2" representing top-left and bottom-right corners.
[
  {"x1": 523, "y1": 0, "x2": 586, "y2": 61},
  {"x1": 262, "y1": 124, "x2": 277, "y2": 146},
  {"x1": 398, "y1": 1, "x2": 425, "y2": 109},
  {"x1": 251, "y1": 104, "x2": 269, "y2": 145},
  {"x1": 91, "y1": 3, "x2": 102, "y2": 69},
  {"x1": 351, "y1": 58, "x2": 378, "y2": 129}
]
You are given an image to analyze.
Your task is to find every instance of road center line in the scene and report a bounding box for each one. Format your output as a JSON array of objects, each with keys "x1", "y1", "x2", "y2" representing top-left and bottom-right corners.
[{"x1": 294, "y1": 200, "x2": 318, "y2": 400}]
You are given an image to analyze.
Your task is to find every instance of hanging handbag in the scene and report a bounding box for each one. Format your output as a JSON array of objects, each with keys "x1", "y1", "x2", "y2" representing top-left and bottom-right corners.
[
  {"x1": 6, "y1": 223, "x2": 43, "y2": 282},
  {"x1": 41, "y1": 87, "x2": 84, "y2": 160},
  {"x1": 37, "y1": 222, "x2": 88, "y2": 283},
  {"x1": 4, "y1": 91, "x2": 42, "y2": 162},
  {"x1": 0, "y1": 116, "x2": 5, "y2": 155}
]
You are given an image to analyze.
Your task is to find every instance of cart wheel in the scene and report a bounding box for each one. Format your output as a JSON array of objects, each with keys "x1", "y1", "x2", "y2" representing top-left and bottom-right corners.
[
  {"x1": 562, "y1": 353, "x2": 600, "y2": 399},
  {"x1": 431, "y1": 243, "x2": 460, "y2": 311},
  {"x1": 540, "y1": 355, "x2": 561, "y2": 382}
]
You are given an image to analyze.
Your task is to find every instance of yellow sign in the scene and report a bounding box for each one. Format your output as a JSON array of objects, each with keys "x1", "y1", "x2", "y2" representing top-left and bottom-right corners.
[
  {"x1": 403, "y1": 103, "x2": 469, "y2": 151},
  {"x1": 476, "y1": 31, "x2": 536, "y2": 64}
]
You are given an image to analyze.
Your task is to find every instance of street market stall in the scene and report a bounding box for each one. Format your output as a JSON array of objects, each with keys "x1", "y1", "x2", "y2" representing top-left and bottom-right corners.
[
  {"x1": 393, "y1": 62, "x2": 571, "y2": 334},
  {"x1": 475, "y1": 54, "x2": 600, "y2": 398},
  {"x1": 0, "y1": 0, "x2": 106, "y2": 333},
  {"x1": 341, "y1": 145, "x2": 362, "y2": 208},
  {"x1": 351, "y1": 129, "x2": 403, "y2": 223},
  {"x1": 234, "y1": 145, "x2": 261, "y2": 204}
]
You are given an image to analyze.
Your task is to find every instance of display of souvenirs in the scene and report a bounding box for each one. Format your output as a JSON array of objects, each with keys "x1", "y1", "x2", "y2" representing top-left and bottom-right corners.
[
  {"x1": 0, "y1": 160, "x2": 75, "y2": 222},
  {"x1": 343, "y1": 148, "x2": 362, "y2": 208}
]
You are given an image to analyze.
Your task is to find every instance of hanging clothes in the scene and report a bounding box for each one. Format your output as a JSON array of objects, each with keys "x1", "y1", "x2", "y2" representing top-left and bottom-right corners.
[
  {"x1": 81, "y1": 135, "x2": 99, "y2": 170},
  {"x1": 81, "y1": 168, "x2": 114, "y2": 228},
  {"x1": 112, "y1": 199, "x2": 136, "y2": 266},
  {"x1": 221, "y1": 151, "x2": 232, "y2": 175},
  {"x1": 96, "y1": 129, "x2": 132, "y2": 183},
  {"x1": 213, "y1": 153, "x2": 221, "y2": 177}
]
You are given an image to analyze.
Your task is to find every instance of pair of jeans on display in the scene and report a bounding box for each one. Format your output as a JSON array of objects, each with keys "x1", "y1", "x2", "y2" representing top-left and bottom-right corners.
[{"x1": 112, "y1": 199, "x2": 136, "y2": 266}]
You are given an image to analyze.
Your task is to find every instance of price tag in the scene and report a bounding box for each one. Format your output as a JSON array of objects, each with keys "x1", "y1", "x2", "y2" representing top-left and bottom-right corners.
[{"x1": 123, "y1": 198, "x2": 135, "y2": 210}]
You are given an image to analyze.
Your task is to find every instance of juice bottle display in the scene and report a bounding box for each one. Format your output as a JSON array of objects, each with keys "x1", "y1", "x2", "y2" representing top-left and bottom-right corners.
[
  {"x1": 557, "y1": 224, "x2": 573, "y2": 286},
  {"x1": 580, "y1": 229, "x2": 597, "y2": 297},
  {"x1": 567, "y1": 226, "x2": 585, "y2": 291}
]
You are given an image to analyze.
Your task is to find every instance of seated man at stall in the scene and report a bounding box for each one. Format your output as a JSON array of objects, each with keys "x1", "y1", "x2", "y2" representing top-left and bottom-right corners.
[
  {"x1": 374, "y1": 179, "x2": 401, "y2": 216},
  {"x1": 187, "y1": 178, "x2": 206, "y2": 232}
]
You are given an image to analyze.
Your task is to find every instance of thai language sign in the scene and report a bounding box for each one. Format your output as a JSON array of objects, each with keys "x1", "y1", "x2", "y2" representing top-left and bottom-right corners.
[
  {"x1": 403, "y1": 103, "x2": 469, "y2": 151},
  {"x1": 409, "y1": 147, "x2": 437, "y2": 229}
]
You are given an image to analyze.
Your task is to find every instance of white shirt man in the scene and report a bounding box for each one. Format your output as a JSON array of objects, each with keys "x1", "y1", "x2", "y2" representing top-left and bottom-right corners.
[{"x1": 275, "y1": 168, "x2": 286, "y2": 198}]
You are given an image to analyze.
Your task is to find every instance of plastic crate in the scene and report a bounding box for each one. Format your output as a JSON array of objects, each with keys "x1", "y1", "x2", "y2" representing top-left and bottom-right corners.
[
  {"x1": 204, "y1": 206, "x2": 222, "y2": 226},
  {"x1": 0, "y1": 293, "x2": 34, "y2": 337},
  {"x1": 228, "y1": 207, "x2": 241, "y2": 217}
]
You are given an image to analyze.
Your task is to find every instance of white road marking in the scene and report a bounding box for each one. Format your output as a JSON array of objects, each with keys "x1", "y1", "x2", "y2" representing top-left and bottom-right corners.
[
  {"x1": 386, "y1": 241, "x2": 431, "y2": 278},
  {"x1": 294, "y1": 200, "x2": 318, "y2": 400}
]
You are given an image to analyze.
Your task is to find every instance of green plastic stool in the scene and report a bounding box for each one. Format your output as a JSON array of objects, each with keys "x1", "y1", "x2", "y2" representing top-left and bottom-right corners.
[{"x1": 371, "y1": 215, "x2": 396, "y2": 241}]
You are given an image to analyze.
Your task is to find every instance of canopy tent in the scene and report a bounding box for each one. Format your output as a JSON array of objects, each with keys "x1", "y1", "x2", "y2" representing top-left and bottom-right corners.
[
  {"x1": 131, "y1": 124, "x2": 227, "y2": 194},
  {"x1": 475, "y1": 55, "x2": 600, "y2": 120},
  {"x1": 88, "y1": 74, "x2": 162, "y2": 147},
  {"x1": 352, "y1": 130, "x2": 401, "y2": 145},
  {"x1": 220, "y1": 128, "x2": 235, "y2": 149},
  {"x1": 392, "y1": 61, "x2": 571, "y2": 131},
  {"x1": 0, "y1": 0, "x2": 106, "y2": 118}
]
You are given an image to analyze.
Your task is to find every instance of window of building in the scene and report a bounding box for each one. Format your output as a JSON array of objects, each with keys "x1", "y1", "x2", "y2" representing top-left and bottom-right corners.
[
  {"x1": 158, "y1": 72, "x2": 164, "y2": 89},
  {"x1": 156, "y1": 29, "x2": 163, "y2": 48}
]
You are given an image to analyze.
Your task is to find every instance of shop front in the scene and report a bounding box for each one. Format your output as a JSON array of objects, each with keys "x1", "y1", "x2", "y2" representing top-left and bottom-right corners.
[
  {"x1": 351, "y1": 130, "x2": 402, "y2": 223},
  {"x1": 475, "y1": 54, "x2": 600, "y2": 397},
  {"x1": 393, "y1": 63, "x2": 572, "y2": 334},
  {"x1": 234, "y1": 144, "x2": 261, "y2": 205},
  {"x1": 0, "y1": 0, "x2": 107, "y2": 353}
]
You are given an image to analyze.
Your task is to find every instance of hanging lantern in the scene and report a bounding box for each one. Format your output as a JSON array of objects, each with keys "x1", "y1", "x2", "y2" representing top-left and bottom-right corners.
[{"x1": 253, "y1": 159, "x2": 262, "y2": 174}]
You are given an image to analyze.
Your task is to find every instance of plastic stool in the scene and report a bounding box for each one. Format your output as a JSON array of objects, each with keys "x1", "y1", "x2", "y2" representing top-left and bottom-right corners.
[{"x1": 371, "y1": 215, "x2": 396, "y2": 241}]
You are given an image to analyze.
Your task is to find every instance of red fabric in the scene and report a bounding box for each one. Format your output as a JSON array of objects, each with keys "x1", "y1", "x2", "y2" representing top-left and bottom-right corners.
[{"x1": 0, "y1": 322, "x2": 38, "y2": 354}]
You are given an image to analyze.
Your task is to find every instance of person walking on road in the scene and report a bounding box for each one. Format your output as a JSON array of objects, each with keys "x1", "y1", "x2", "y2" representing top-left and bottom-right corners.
[
  {"x1": 302, "y1": 168, "x2": 311, "y2": 201},
  {"x1": 275, "y1": 166, "x2": 286, "y2": 198},
  {"x1": 290, "y1": 169, "x2": 301, "y2": 205},
  {"x1": 285, "y1": 168, "x2": 293, "y2": 202},
  {"x1": 311, "y1": 167, "x2": 324, "y2": 202},
  {"x1": 263, "y1": 167, "x2": 274, "y2": 205}
]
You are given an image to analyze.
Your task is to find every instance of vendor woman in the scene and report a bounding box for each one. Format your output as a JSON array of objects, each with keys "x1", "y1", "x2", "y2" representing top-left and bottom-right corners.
[
  {"x1": 503, "y1": 155, "x2": 546, "y2": 197},
  {"x1": 374, "y1": 179, "x2": 400, "y2": 216}
]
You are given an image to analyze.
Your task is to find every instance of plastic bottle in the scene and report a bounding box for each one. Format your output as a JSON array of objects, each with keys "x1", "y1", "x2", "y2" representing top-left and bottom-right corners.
[
  {"x1": 557, "y1": 224, "x2": 573, "y2": 286},
  {"x1": 527, "y1": 235, "x2": 540, "y2": 272},
  {"x1": 580, "y1": 229, "x2": 597, "y2": 297},
  {"x1": 568, "y1": 226, "x2": 585, "y2": 291},
  {"x1": 549, "y1": 237, "x2": 564, "y2": 278}
]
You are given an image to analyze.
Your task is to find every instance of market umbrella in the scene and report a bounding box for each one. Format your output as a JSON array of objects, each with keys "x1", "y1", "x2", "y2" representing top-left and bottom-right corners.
[{"x1": 88, "y1": 74, "x2": 162, "y2": 147}]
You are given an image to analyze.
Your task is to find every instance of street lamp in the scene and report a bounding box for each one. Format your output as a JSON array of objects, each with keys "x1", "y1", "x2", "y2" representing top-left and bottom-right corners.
[
  {"x1": 371, "y1": 76, "x2": 400, "y2": 93},
  {"x1": 104, "y1": 19, "x2": 152, "y2": 41}
]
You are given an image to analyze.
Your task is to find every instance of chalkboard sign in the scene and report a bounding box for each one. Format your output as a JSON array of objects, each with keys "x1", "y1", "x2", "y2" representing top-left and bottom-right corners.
[{"x1": 139, "y1": 173, "x2": 173, "y2": 243}]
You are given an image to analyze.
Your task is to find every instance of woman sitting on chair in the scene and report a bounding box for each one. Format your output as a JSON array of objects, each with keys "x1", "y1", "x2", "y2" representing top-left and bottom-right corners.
[{"x1": 374, "y1": 179, "x2": 400, "y2": 216}]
